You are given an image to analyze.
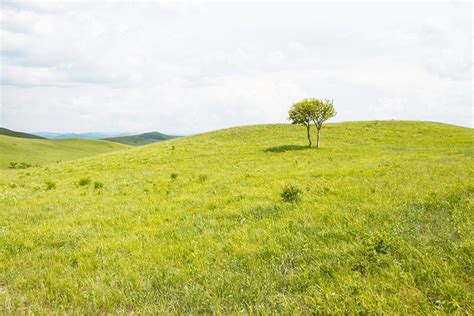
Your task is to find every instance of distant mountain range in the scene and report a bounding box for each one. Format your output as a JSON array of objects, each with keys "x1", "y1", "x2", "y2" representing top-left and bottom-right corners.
[
  {"x1": 33, "y1": 132, "x2": 132, "y2": 139},
  {"x1": 103, "y1": 132, "x2": 179, "y2": 146},
  {"x1": 2, "y1": 127, "x2": 179, "y2": 147}
]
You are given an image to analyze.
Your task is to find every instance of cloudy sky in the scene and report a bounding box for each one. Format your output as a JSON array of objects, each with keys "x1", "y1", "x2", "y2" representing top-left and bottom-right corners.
[{"x1": 0, "y1": 1, "x2": 472, "y2": 134}]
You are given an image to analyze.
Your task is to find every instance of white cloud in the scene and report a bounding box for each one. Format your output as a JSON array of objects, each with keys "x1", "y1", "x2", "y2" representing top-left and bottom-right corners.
[
  {"x1": 214, "y1": 48, "x2": 250, "y2": 68},
  {"x1": 288, "y1": 41, "x2": 305, "y2": 52},
  {"x1": 0, "y1": 1, "x2": 472, "y2": 133}
]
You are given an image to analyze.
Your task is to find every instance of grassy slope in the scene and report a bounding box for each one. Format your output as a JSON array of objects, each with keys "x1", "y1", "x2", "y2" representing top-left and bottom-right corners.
[
  {"x1": 104, "y1": 132, "x2": 179, "y2": 146},
  {"x1": 0, "y1": 127, "x2": 45, "y2": 139},
  {"x1": 0, "y1": 135, "x2": 129, "y2": 169},
  {"x1": 0, "y1": 121, "x2": 473, "y2": 314}
]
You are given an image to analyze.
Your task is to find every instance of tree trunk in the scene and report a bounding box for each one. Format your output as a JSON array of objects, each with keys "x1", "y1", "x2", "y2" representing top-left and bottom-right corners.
[
  {"x1": 306, "y1": 125, "x2": 312, "y2": 148},
  {"x1": 316, "y1": 127, "x2": 321, "y2": 149}
]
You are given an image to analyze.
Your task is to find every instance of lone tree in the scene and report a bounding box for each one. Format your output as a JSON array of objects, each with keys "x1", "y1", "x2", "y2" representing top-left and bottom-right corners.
[
  {"x1": 288, "y1": 99, "x2": 315, "y2": 148},
  {"x1": 288, "y1": 98, "x2": 336, "y2": 148},
  {"x1": 312, "y1": 99, "x2": 336, "y2": 149}
]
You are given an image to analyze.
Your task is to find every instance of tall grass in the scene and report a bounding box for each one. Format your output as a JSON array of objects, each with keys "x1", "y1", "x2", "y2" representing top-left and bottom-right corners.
[{"x1": 0, "y1": 121, "x2": 472, "y2": 313}]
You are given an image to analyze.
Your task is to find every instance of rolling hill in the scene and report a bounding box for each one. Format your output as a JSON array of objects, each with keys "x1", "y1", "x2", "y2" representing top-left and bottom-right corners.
[
  {"x1": 34, "y1": 132, "x2": 131, "y2": 139},
  {"x1": 0, "y1": 135, "x2": 129, "y2": 169},
  {"x1": 0, "y1": 121, "x2": 473, "y2": 314},
  {"x1": 103, "y1": 131, "x2": 179, "y2": 146},
  {"x1": 0, "y1": 127, "x2": 46, "y2": 139}
]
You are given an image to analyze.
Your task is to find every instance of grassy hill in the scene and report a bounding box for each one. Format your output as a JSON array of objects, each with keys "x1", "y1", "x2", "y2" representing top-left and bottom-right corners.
[
  {"x1": 0, "y1": 135, "x2": 129, "y2": 169},
  {"x1": 0, "y1": 127, "x2": 46, "y2": 139},
  {"x1": 35, "y1": 132, "x2": 131, "y2": 139},
  {"x1": 0, "y1": 121, "x2": 473, "y2": 314},
  {"x1": 104, "y1": 131, "x2": 179, "y2": 146}
]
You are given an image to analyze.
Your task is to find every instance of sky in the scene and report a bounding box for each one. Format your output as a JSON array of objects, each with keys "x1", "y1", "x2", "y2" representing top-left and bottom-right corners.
[{"x1": 0, "y1": 1, "x2": 472, "y2": 134}]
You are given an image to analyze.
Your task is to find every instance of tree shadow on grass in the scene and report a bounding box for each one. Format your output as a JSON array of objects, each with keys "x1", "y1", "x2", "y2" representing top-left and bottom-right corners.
[{"x1": 264, "y1": 145, "x2": 309, "y2": 153}]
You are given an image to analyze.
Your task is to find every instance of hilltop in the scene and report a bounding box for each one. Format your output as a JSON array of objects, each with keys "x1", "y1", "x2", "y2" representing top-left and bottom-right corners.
[
  {"x1": 0, "y1": 127, "x2": 46, "y2": 139},
  {"x1": 0, "y1": 135, "x2": 129, "y2": 169},
  {"x1": 103, "y1": 131, "x2": 179, "y2": 146},
  {"x1": 1, "y1": 121, "x2": 473, "y2": 314}
]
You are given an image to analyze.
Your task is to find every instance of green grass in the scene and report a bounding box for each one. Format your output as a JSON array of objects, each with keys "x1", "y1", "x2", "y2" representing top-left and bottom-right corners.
[
  {"x1": 0, "y1": 127, "x2": 45, "y2": 139},
  {"x1": 0, "y1": 120, "x2": 473, "y2": 313},
  {"x1": 104, "y1": 132, "x2": 179, "y2": 146},
  {"x1": 0, "y1": 135, "x2": 129, "y2": 169}
]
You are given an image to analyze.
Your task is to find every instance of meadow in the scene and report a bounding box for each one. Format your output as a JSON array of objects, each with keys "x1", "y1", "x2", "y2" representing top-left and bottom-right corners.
[
  {"x1": 0, "y1": 135, "x2": 129, "y2": 169},
  {"x1": 0, "y1": 121, "x2": 473, "y2": 313}
]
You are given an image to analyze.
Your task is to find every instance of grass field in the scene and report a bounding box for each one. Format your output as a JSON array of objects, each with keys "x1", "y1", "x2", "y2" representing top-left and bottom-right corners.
[
  {"x1": 0, "y1": 135, "x2": 129, "y2": 169},
  {"x1": 0, "y1": 121, "x2": 473, "y2": 313}
]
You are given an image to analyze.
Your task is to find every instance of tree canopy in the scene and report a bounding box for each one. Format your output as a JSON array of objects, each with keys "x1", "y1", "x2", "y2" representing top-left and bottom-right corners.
[
  {"x1": 311, "y1": 99, "x2": 336, "y2": 129},
  {"x1": 289, "y1": 100, "x2": 316, "y2": 147},
  {"x1": 288, "y1": 98, "x2": 336, "y2": 148}
]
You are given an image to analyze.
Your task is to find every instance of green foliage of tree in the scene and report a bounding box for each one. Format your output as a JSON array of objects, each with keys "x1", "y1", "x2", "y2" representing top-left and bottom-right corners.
[
  {"x1": 288, "y1": 99, "x2": 315, "y2": 148},
  {"x1": 312, "y1": 99, "x2": 336, "y2": 148},
  {"x1": 288, "y1": 98, "x2": 336, "y2": 148}
]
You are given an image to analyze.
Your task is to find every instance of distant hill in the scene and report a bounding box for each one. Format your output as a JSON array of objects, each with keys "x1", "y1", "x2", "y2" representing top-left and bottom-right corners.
[
  {"x1": 103, "y1": 132, "x2": 179, "y2": 146},
  {"x1": 34, "y1": 132, "x2": 131, "y2": 139},
  {"x1": 0, "y1": 127, "x2": 46, "y2": 139},
  {"x1": 0, "y1": 135, "x2": 129, "y2": 169}
]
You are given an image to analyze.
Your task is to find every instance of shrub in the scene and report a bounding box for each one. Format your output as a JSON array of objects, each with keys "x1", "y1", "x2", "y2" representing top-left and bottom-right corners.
[
  {"x1": 281, "y1": 185, "x2": 301, "y2": 203},
  {"x1": 78, "y1": 177, "x2": 91, "y2": 186},
  {"x1": 94, "y1": 181, "x2": 104, "y2": 189},
  {"x1": 17, "y1": 162, "x2": 31, "y2": 169},
  {"x1": 45, "y1": 180, "x2": 56, "y2": 190},
  {"x1": 8, "y1": 162, "x2": 32, "y2": 169},
  {"x1": 197, "y1": 175, "x2": 208, "y2": 183},
  {"x1": 170, "y1": 173, "x2": 178, "y2": 180},
  {"x1": 366, "y1": 232, "x2": 393, "y2": 256}
]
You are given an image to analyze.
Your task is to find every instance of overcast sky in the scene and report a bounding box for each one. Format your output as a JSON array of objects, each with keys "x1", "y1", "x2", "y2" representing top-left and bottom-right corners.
[{"x1": 0, "y1": 1, "x2": 472, "y2": 134}]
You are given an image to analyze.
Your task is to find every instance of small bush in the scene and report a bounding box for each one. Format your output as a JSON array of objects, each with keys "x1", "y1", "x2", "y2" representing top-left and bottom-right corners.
[
  {"x1": 366, "y1": 232, "x2": 393, "y2": 256},
  {"x1": 45, "y1": 180, "x2": 56, "y2": 190},
  {"x1": 19, "y1": 162, "x2": 31, "y2": 169},
  {"x1": 94, "y1": 181, "x2": 104, "y2": 189},
  {"x1": 78, "y1": 177, "x2": 91, "y2": 186},
  {"x1": 170, "y1": 173, "x2": 178, "y2": 180},
  {"x1": 197, "y1": 175, "x2": 208, "y2": 183},
  {"x1": 281, "y1": 185, "x2": 301, "y2": 203},
  {"x1": 8, "y1": 162, "x2": 32, "y2": 169}
]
